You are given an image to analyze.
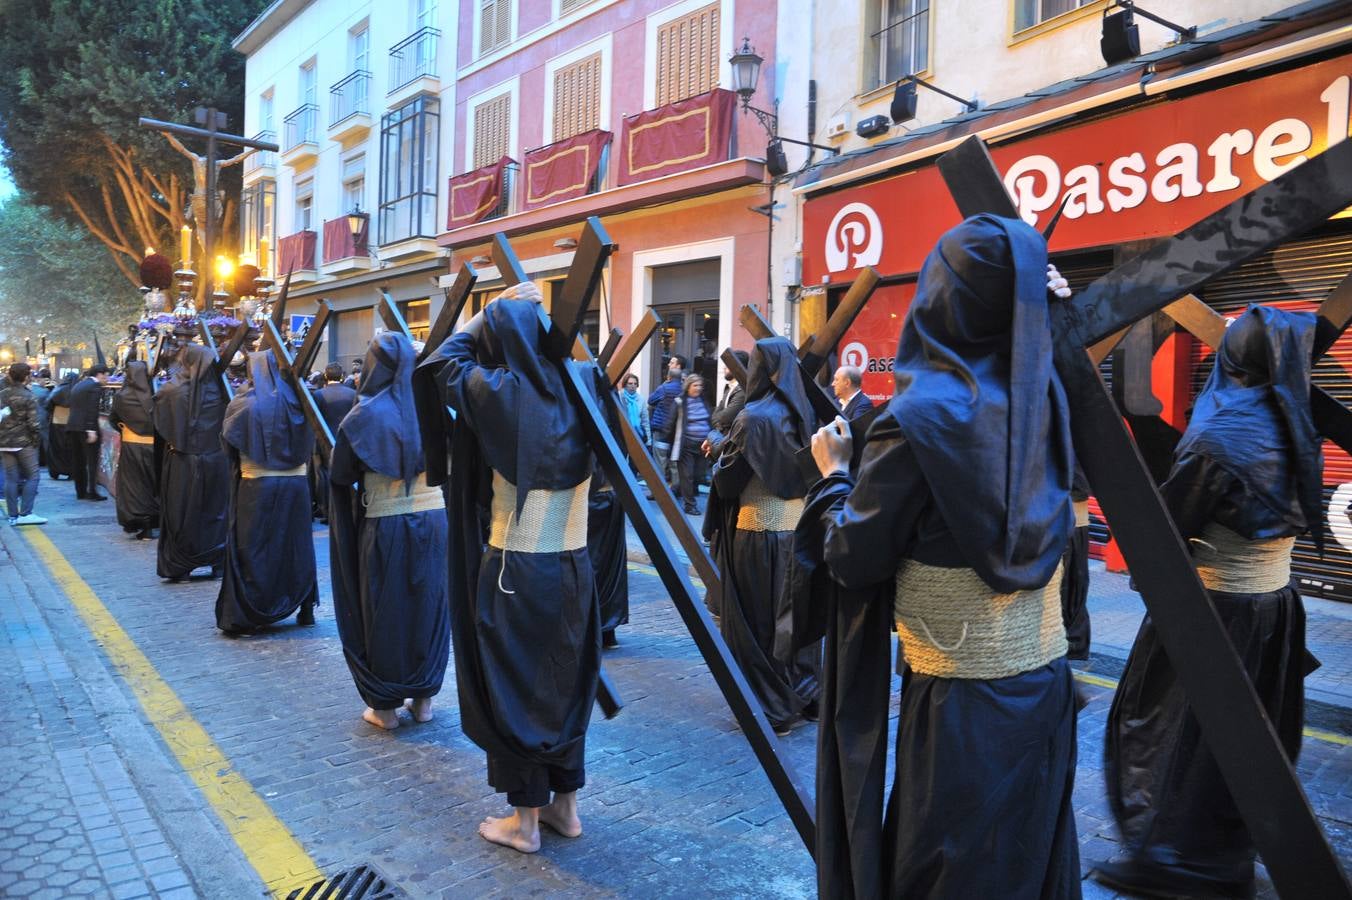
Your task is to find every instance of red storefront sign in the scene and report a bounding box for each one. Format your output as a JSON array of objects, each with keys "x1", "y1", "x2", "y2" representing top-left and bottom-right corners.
[
  {"x1": 803, "y1": 53, "x2": 1352, "y2": 286},
  {"x1": 521, "y1": 129, "x2": 612, "y2": 211}
]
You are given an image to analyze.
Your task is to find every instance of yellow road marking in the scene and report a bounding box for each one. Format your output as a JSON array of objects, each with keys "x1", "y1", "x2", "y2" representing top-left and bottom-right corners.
[
  {"x1": 1073, "y1": 670, "x2": 1352, "y2": 747},
  {"x1": 22, "y1": 530, "x2": 319, "y2": 897}
]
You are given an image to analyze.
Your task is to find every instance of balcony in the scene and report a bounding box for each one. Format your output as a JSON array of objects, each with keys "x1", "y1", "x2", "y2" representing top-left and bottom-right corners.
[
  {"x1": 282, "y1": 105, "x2": 319, "y2": 169},
  {"x1": 242, "y1": 131, "x2": 277, "y2": 183},
  {"x1": 328, "y1": 71, "x2": 372, "y2": 144},
  {"x1": 387, "y1": 26, "x2": 439, "y2": 106}
]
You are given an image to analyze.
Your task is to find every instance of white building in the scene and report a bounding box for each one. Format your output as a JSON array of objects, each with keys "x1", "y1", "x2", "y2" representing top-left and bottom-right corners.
[{"x1": 233, "y1": 0, "x2": 461, "y2": 364}]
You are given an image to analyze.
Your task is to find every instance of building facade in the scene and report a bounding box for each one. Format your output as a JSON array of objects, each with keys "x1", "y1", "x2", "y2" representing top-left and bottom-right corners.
[
  {"x1": 788, "y1": 0, "x2": 1352, "y2": 597},
  {"x1": 234, "y1": 0, "x2": 462, "y2": 365}
]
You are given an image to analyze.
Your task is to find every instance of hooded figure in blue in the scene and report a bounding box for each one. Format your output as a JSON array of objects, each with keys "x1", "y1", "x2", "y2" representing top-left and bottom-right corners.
[
  {"x1": 329, "y1": 331, "x2": 449, "y2": 731},
  {"x1": 1098, "y1": 305, "x2": 1319, "y2": 900},
  {"x1": 215, "y1": 350, "x2": 318, "y2": 633},
  {"x1": 432, "y1": 283, "x2": 601, "y2": 854},
  {"x1": 793, "y1": 214, "x2": 1081, "y2": 899}
]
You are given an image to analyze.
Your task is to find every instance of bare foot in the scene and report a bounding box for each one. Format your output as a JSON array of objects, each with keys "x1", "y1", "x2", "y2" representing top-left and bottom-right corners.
[
  {"x1": 538, "y1": 792, "x2": 582, "y2": 838},
  {"x1": 478, "y1": 811, "x2": 540, "y2": 853},
  {"x1": 362, "y1": 707, "x2": 400, "y2": 730},
  {"x1": 406, "y1": 697, "x2": 434, "y2": 723}
]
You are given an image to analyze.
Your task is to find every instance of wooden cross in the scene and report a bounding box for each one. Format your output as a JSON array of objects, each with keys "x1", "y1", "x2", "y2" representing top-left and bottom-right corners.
[
  {"x1": 935, "y1": 133, "x2": 1352, "y2": 897},
  {"x1": 196, "y1": 320, "x2": 250, "y2": 403},
  {"x1": 258, "y1": 299, "x2": 335, "y2": 459},
  {"x1": 412, "y1": 263, "x2": 479, "y2": 489}
]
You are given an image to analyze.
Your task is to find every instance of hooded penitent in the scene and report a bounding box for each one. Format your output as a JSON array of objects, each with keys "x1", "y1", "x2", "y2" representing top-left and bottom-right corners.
[
  {"x1": 329, "y1": 332, "x2": 449, "y2": 710},
  {"x1": 214, "y1": 350, "x2": 317, "y2": 630},
  {"x1": 1104, "y1": 304, "x2": 1317, "y2": 897},
  {"x1": 437, "y1": 295, "x2": 601, "y2": 803},
  {"x1": 154, "y1": 344, "x2": 230, "y2": 579},
  {"x1": 733, "y1": 337, "x2": 815, "y2": 499},
  {"x1": 44, "y1": 373, "x2": 78, "y2": 479},
  {"x1": 790, "y1": 215, "x2": 1080, "y2": 899},
  {"x1": 109, "y1": 361, "x2": 159, "y2": 533}
]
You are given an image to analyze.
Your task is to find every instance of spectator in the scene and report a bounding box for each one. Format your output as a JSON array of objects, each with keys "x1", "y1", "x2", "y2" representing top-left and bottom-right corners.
[
  {"x1": 617, "y1": 374, "x2": 651, "y2": 447},
  {"x1": 648, "y1": 366, "x2": 685, "y2": 488},
  {"x1": 29, "y1": 367, "x2": 52, "y2": 467},
  {"x1": 0, "y1": 363, "x2": 45, "y2": 525},
  {"x1": 671, "y1": 375, "x2": 710, "y2": 515},
  {"x1": 704, "y1": 349, "x2": 749, "y2": 461}
]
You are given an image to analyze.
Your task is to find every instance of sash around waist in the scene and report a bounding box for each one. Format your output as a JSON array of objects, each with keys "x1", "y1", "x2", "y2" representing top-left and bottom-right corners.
[
  {"x1": 362, "y1": 471, "x2": 443, "y2": 518},
  {"x1": 120, "y1": 429, "x2": 154, "y2": 446},
  {"x1": 1192, "y1": 521, "x2": 1293, "y2": 594},
  {"x1": 1073, "y1": 499, "x2": 1090, "y2": 528},
  {"x1": 736, "y1": 476, "x2": 804, "y2": 532},
  {"x1": 50, "y1": 407, "x2": 69, "y2": 425},
  {"x1": 240, "y1": 457, "x2": 306, "y2": 479},
  {"x1": 893, "y1": 560, "x2": 1067, "y2": 680},
  {"x1": 488, "y1": 471, "x2": 589, "y2": 553}
]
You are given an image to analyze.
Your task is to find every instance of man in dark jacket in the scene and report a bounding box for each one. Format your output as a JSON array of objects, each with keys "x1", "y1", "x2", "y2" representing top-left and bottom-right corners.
[
  {"x1": 703, "y1": 348, "x2": 748, "y2": 461},
  {"x1": 831, "y1": 365, "x2": 875, "y2": 422},
  {"x1": 312, "y1": 363, "x2": 358, "y2": 522},
  {"x1": 648, "y1": 361, "x2": 685, "y2": 487},
  {"x1": 0, "y1": 363, "x2": 45, "y2": 525},
  {"x1": 67, "y1": 365, "x2": 110, "y2": 501}
]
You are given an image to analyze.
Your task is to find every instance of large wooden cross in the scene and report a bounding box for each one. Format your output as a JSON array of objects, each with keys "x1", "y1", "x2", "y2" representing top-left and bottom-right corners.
[
  {"x1": 258, "y1": 294, "x2": 336, "y2": 459},
  {"x1": 936, "y1": 134, "x2": 1352, "y2": 897}
]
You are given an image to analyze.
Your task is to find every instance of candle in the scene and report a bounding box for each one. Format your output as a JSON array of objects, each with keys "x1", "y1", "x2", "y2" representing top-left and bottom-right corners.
[
  {"x1": 258, "y1": 237, "x2": 269, "y2": 273},
  {"x1": 180, "y1": 225, "x2": 192, "y2": 267}
]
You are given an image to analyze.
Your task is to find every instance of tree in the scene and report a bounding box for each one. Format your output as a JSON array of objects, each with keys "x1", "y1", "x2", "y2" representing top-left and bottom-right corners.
[
  {"x1": 0, "y1": 193, "x2": 142, "y2": 347},
  {"x1": 0, "y1": 0, "x2": 270, "y2": 287}
]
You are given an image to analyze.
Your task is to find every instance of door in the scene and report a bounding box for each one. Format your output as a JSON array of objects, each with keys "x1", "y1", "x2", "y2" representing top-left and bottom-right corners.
[{"x1": 649, "y1": 258, "x2": 721, "y2": 392}]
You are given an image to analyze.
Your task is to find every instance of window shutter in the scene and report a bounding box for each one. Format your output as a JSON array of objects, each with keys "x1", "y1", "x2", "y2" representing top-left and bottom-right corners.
[
  {"x1": 552, "y1": 52, "x2": 601, "y2": 141},
  {"x1": 472, "y1": 92, "x2": 512, "y2": 168},
  {"x1": 479, "y1": 0, "x2": 511, "y2": 55},
  {"x1": 655, "y1": 2, "x2": 719, "y2": 107},
  {"x1": 560, "y1": 0, "x2": 593, "y2": 13}
]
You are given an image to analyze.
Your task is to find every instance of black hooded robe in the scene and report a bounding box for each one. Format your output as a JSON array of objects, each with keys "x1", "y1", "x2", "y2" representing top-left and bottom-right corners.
[
  {"x1": 1104, "y1": 306, "x2": 1315, "y2": 897},
  {"x1": 44, "y1": 375, "x2": 77, "y2": 480},
  {"x1": 709, "y1": 337, "x2": 821, "y2": 728},
  {"x1": 154, "y1": 344, "x2": 230, "y2": 579},
  {"x1": 1060, "y1": 466, "x2": 1091, "y2": 660},
  {"x1": 313, "y1": 380, "x2": 357, "y2": 521},
  {"x1": 588, "y1": 463, "x2": 629, "y2": 640},
  {"x1": 108, "y1": 361, "x2": 160, "y2": 534},
  {"x1": 793, "y1": 216, "x2": 1081, "y2": 899},
  {"x1": 215, "y1": 351, "x2": 318, "y2": 632},
  {"x1": 329, "y1": 332, "x2": 449, "y2": 710},
  {"x1": 433, "y1": 299, "x2": 600, "y2": 808}
]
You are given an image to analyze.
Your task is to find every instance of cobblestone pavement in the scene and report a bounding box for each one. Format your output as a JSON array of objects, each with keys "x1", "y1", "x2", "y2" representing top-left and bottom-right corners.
[{"x1": 0, "y1": 486, "x2": 1349, "y2": 898}]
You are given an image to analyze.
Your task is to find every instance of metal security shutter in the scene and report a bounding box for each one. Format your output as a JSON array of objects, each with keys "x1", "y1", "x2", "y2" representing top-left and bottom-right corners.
[
  {"x1": 472, "y1": 92, "x2": 512, "y2": 168},
  {"x1": 334, "y1": 308, "x2": 374, "y2": 367},
  {"x1": 1190, "y1": 227, "x2": 1352, "y2": 600},
  {"x1": 655, "y1": 2, "x2": 720, "y2": 107},
  {"x1": 553, "y1": 52, "x2": 602, "y2": 141}
]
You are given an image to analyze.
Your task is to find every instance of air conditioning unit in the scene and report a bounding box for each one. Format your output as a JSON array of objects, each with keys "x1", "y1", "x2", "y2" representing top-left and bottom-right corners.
[{"x1": 825, "y1": 118, "x2": 849, "y2": 140}]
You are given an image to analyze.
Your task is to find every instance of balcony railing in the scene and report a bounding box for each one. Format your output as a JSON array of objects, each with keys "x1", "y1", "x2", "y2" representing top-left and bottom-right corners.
[
  {"x1": 330, "y1": 71, "x2": 371, "y2": 125},
  {"x1": 389, "y1": 26, "x2": 439, "y2": 91},
  {"x1": 243, "y1": 130, "x2": 277, "y2": 175},
  {"x1": 283, "y1": 105, "x2": 318, "y2": 152}
]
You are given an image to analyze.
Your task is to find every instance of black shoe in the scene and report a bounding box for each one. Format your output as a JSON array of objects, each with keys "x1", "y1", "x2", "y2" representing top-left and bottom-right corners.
[
  {"x1": 209, "y1": 565, "x2": 223, "y2": 579},
  {"x1": 297, "y1": 605, "x2": 315, "y2": 627},
  {"x1": 602, "y1": 630, "x2": 619, "y2": 649},
  {"x1": 1091, "y1": 859, "x2": 1255, "y2": 900},
  {"x1": 137, "y1": 528, "x2": 154, "y2": 541},
  {"x1": 86, "y1": 493, "x2": 107, "y2": 502},
  {"x1": 801, "y1": 700, "x2": 819, "y2": 722},
  {"x1": 770, "y1": 718, "x2": 795, "y2": 737}
]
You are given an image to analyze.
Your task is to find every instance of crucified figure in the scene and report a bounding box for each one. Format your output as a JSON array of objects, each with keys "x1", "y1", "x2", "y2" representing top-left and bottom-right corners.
[{"x1": 161, "y1": 131, "x2": 253, "y2": 241}]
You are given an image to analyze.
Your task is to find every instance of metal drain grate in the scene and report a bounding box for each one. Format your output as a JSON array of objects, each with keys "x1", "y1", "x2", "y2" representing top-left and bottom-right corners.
[{"x1": 285, "y1": 864, "x2": 405, "y2": 900}]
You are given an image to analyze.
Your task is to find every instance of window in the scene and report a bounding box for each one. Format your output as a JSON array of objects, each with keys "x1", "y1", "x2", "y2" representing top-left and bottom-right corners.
[
  {"x1": 478, "y1": 0, "x2": 512, "y2": 56},
  {"x1": 401, "y1": 299, "x2": 431, "y2": 342},
  {"x1": 875, "y1": 0, "x2": 929, "y2": 86},
  {"x1": 1014, "y1": 0, "x2": 1093, "y2": 31},
  {"x1": 349, "y1": 24, "x2": 370, "y2": 71},
  {"x1": 560, "y1": 0, "x2": 595, "y2": 13},
  {"x1": 260, "y1": 91, "x2": 275, "y2": 134},
  {"x1": 413, "y1": 0, "x2": 436, "y2": 29},
  {"x1": 342, "y1": 154, "x2": 365, "y2": 214},
  {"x1": 552, "y1": 52, "x2": 602, "y2": 141},
  {"x1": 472, "y1": 91, "x2": 512, "y2": 168},
  {"x1": 295, "y1": 179, "x2": 314, "y2": 231},
  {"x1": 378, "y1": 96, "x2": 439, "y2": 244},
  {"x1": 654, "y1": 2, "x2": 719, "y2": 107},
  {"x1": 240, "y1": 180, "x2": 277, "y2": 271},
  {"x1": 300, "y1": 60, "x2": 317, "y2": 108}
]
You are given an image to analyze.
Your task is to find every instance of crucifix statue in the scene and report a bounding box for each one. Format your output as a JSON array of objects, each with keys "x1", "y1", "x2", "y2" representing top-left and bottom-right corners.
[{"x1": 139, "y1": 107, "x2": 279, "y2": 298}]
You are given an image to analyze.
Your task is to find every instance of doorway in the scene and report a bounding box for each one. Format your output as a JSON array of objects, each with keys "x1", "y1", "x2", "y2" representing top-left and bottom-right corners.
[{"x1": 649, "y1": 259, "x2": 721, "y2": 392}]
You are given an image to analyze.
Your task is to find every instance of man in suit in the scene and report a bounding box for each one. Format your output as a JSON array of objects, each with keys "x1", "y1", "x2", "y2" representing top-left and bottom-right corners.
[
  {"x1": 67, "y1": 365, "x2": 110, "y2": 500},
  {"x1": 702, "y1": 348, "x2": 749, "y2": 461},
  {"x1": 831, "y1": 365, "x2": 874, "y2": 422}
]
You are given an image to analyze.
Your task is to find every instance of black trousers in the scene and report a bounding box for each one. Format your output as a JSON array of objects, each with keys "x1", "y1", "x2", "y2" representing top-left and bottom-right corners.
[
  {"x1": 487, "y1": 753, "x2": 586, "y2": 808},
  {"x1": 676, "y1": 440, "x2": 706, "y2": 511},
  {"x1": 69, "y1": 431, "x2": 101, "y2": 497}
]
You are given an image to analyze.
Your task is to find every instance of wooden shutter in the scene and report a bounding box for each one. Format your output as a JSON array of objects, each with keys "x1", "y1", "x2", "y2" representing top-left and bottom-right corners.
[
  {"x1": 560, "y1": 0, "x2": 593, "y2": 12},
  {"x1": 472, "y1": 92, "x2": 512, "y2": 168},
  {"x1": 479, "y1": 0, "x2": 512, "y2": 56},
  {"x1": 552, "y1": 52, "x2": 601, "y2": 141},
  {"x1": 655, "y1": 2, "x2": 720, "y2": 107}
]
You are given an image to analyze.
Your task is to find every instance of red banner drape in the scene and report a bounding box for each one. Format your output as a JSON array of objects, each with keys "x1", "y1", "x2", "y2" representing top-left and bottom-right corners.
[
  {"x1": 279, "y1": 230, "x2": 317, "y2": 273},
  {"x1": 447, "y1": 157, "x2": 515, "y2": 228},
  {"x1": 322, "y1": 215, "x2": 368, "y2": 263},
  {"x1": 521, "y1": 129, "x2": 612, "y2": 211},
  {"x1": 617, "y1": 88, "x2": 736, "y2": 186}
]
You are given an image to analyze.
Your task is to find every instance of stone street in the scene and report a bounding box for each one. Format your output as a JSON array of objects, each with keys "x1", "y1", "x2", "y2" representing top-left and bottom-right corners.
[{"x1": 1, "y1": 485, "x2": 1351, "y2": 898}]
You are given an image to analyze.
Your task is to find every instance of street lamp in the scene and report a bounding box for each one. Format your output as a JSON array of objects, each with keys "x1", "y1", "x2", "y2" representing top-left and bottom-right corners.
[
  {"x1": 727, "y1": 36, "x2": 837, "y2": 178},
  {"x1": 347, "y1": 205, "x2": 366, "y2": 238}
]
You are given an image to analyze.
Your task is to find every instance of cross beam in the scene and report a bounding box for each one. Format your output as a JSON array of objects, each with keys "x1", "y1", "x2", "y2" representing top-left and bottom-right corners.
[
  {"x1": 935, "y1": 134, "x2": 1352, "y2": 897},
  {"x1": 197, "y1": 319, "x2": 250, "y2": 402},
  {"x1": 488, "y1": 219, "x2": 818, "y2": 852},
  {"x1": 412, "y1": 264, "x2": 479, "y2": 489},
  {"x1": 259, "y1": 310, "x2": 335, "y2": 459},
  {"x1": 602, "y1": 310, "x2": 660, "y2": 386}
]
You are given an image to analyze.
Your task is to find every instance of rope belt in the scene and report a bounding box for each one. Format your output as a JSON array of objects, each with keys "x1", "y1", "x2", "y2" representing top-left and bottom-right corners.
[
  {"x1": 362, "y1": 471, "x2": 443, "y2": 518},
  {"x1": 50, "y1": 407, "x2": 69, "y2": 426},
  {"x1": 240, "y1": 457, "x2": 306, "y2": 479},
  {"x1": 1074, "y1": 499, "x2": 1090, "y2": 529},
  {"x1": 488, "y1": 471, "x2": 589, "y2": 553},
  {"x1": 893, "y1": 560, "x2": 1067, "y2": 680},
  {"x1": 1192, "y1": 521, "x2": 1293, "y2": 594},
  {"x1": 121, "y1": 430, "x2": 154, "y2": 446},
  {"x1": 736, "y1": 477, "x2": 805, "y2": 532}
]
